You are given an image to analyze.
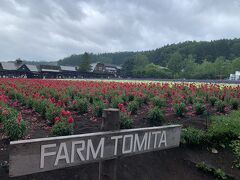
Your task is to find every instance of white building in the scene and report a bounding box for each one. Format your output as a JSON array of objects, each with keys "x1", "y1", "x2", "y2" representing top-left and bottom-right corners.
[{"x1": 229, "y1": 71, "x2": 240, "y2": 80}]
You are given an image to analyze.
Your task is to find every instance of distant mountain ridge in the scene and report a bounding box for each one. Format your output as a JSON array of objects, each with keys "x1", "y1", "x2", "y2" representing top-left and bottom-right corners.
[
  {"x1": 15, "y1": 38, "x2": 240, "y2": 67},
  {"x1": 57, "y1": 38, "x2": 240, "y2": 67}
]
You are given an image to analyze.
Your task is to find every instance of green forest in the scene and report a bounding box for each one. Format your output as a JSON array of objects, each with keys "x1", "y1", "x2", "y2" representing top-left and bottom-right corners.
[{"x1": 58, "y1": 38, "x2": 240, "y2": 79}]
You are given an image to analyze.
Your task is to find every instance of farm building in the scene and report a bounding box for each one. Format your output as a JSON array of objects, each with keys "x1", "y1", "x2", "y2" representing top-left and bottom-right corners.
[
  {"x1": 89, "y1": 62, "x2": 121, "y2": 76},
  {"x1": 229, "y1": 71, "x2": 240, "y2": 80},
  {"x1": 0, "y1": 60, "x2": 121, "y2": 78}
]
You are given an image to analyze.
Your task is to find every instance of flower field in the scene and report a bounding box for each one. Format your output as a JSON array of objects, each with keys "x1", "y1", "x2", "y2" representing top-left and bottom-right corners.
[
  {"x1": 0, "y1": 78, "x2": 240, "y2": 140},
  {"x1": 1, "y1": 78, "x2": 240, "y2": 179}
]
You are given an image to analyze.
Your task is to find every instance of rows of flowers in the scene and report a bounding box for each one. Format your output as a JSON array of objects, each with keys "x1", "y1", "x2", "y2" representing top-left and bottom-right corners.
[
  {"x1": 0, "y1": 94, "x2": 26, "y2": 140},
  {"x1": 0, "y1": 78, "x2": 240, "y2": 139}
]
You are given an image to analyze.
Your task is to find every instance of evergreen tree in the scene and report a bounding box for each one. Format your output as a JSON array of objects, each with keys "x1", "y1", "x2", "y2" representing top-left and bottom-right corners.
[{"x1": 79, "y1": 52, "x2": 91, "y2": 72}]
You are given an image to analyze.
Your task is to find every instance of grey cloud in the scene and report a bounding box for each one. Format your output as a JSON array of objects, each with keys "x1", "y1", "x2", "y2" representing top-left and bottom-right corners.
[{"x1": 0, "y1": 0, "x2": 240, "y2": 61}]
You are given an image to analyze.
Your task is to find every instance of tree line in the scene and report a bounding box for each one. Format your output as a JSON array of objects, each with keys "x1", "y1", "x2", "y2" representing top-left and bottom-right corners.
[
  {"x1": 58, "y1": 38, "x2": 240, "y2": 79},
  {"x1": 121, "y1": 53, "x2": 240, "y2": 79}
]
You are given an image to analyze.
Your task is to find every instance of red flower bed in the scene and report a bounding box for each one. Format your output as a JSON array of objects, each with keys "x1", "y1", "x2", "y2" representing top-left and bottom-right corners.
[{"x1": 0, "y1": 78, "x2": 239, "y2": 138}]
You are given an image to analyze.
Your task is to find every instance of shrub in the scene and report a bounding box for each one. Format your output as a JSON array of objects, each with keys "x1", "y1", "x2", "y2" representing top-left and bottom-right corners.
[
  {"x1": 3, "y1": 114, "x2": 27, "y2": 140},
  {"x1": 152, "y1": 96, "x2": 165, "y2": 108},
  {"x1": 181, "y1": 127, "x2": 205, "y2": 146},
  {"x1": 26, "y1": 97, "x2": 34, "y2": 108},
  {"x1": 15, "y1": 92, "x2": 25, "y2": 105},
  {"x1": 173, "y1": 102, "x2": 187, "y2": 117},
  {"x1": 196, "y1": 162, "x2": 211, "y2": 173},
  {"x1": 89, "y1": 96, "x2": 94, "y2": 104},
  {"x1": 45, "y1": 104, "x2": 61, "y2": 124},
  {"x1": 194, "y1": 102, "x2": 206, "y2": 115},
  {"x1": 207, "y1": 111, "x2": 240, "y2": 145},
  {"x1": 50, "y1": 121, "x2": 73, "y2": 136},
  {"x1": 33, "y1": 99, "x2": 49, "y2": 116},
  {"x1": 209, "y1": 96, "x2": 218, "y2": 106},
  {"x1": 230, "y1": 99, "x2": 239, "y2": 110},
  {"x1": 73, "y1": 98, "x2": 88, "y2": 114},
  {"x1": 120, "y1": 113, "x2": 133, "y2": 129},
  {"x1": 93, "y1": 101, "x2": 105, "y2": 117},
  {"x1": 187, "y1": 95, "x2": 193, "y2": 104},
  {"x1": 196, "y1": 162, "x2": 228, "y2": 180},
  {"x1": 135, "y1": 96, "x2": 145, "y2": 107},
  {"x1": 6, "y1": 90, "x2": 16, "y2": 100},
  {"x1": 0, "y1": 106, "x2": 18, "y2": 123},
  {"x1": 215, "y1": 100, "x2": 226, "y2": 113},
  {"x1": 230, "y1": 140, "x2": 240, "y2": 169},
  {"x1": 147, "y1": 107, "x2": 164, "y2": 126},
  {"x1": 127, "y1": 101, "x2": 139, "y2": 114},
  {"x1": 128, "y1": 94, "x2": 134, "y2": 101},
  {"x1": 111, "y1": 97, "x2": 124, "y2": 108}
]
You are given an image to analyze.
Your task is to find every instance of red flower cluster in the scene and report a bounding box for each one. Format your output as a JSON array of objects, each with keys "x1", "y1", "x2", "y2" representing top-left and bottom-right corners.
[{"x1": 17, "y1": 112, "x2": 22, "y2": 124}]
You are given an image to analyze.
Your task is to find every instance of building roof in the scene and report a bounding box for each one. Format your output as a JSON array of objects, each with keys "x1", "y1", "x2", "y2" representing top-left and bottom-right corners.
[
  {"x1": 89, "y1": 63, "x2": 98, "y2": 72},
  {"x1": 116, "y1": 65, "x2": 122, "y2": 69},
  {"x1": 60, "y1": 66, "x2": 76, "y2": 71},
  {"x1": 105, "y1": 64, "x2": 121, "y2": 70},
  {"x1": 1, "y1": 62, "x2": 17, "y2": 70},
  {"x1": 26, "y1": 64, "x2": 39, "y2": 72},
  {"x1": 41, "y1": 69, "x2": 60, "y2": 72},
  {"x1": 39, "y1": 65, "x2": 60, "y2": 72},
  {"x1": 106, "y1": 67, "x2": 117, "y2": 71}
]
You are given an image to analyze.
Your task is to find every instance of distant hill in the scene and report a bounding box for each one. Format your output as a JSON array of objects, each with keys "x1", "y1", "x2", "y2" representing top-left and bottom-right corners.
[
  {"x1": 57, "y1": 38, "x2": 240, "y2": 67},
  {"x1": 58, "y1": 52, "x2": 135, "y2": 66}
]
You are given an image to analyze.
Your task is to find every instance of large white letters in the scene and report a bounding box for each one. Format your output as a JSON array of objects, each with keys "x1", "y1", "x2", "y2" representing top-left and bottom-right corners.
[{"x1": 40, "y1": 144, "x2": 56, "y2": 169}]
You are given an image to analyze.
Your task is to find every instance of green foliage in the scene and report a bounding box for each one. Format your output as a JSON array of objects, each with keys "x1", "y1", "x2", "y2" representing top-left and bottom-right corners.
[
  {"x1": 127, "y1": 101, "x2": 139, "y2": 114},
  {"x1": 186, "y1": 95, "x2": 193, "y2": 104},
  {"x1": 0, "y1": 106, "x2": 18, "y2": 123},
  {"x1": 128, "y1": 94, "x2": 134, "y2": 101},
  {"x1": 5, "y1": 90, "x2": 17, "y2": 100},
  {"x1": 45, "y1": 104, "x2": 61, "y2": 124},
  {"x1": 120, "y1": 113, "x2": 133, "y2": 129},
  {"x1": 3, "y1": 116, "x2": 27, "y2": 140},
  {"x1": 73, "y1": 98, "x2": 88, "y2": 114},
  {"x1": 147, "y1": 107, "x2": 164, "y2": 126},
  {"x1": 194, "y1": 102, "x2": 206, "y2": 115},
  {"x1": 135, "y1": 96, "x2": 146, "y2": 107},
  {"x1": 33, "y1": 99, "x2": 49, "y2": 116},
  {"x1": 144, "y1": 63, "x2": 172, "y2": 78},
  {"x1": 93, "y1": 101, "x2": 105, "y2": 117},
  {"x1": 152, "y1": 96, "x2": 165, "y2": 108},
  {"x1": 207, "y1": 111, "x2": 240, "y2": 146},
  {"x1": 132, "y1": 54, "x2": 149, "y2": 77},
  {"x1": 215, "y1": 100, "x2": 226, "y2": 113},
  {"x1": 78, "y1": 52, "x2": 91, "y2": 72},
  {"x1": 213, "y1": 169, "x2": 228, "y2": 180},
  {"x1": 181, "y1": 111, "x2": 240, "y2": 147},
  {"x1": 26, "y1": 97, "x2": 34, "y2": 108},
  {"x1": 181, "y1": 127, "x2": 205, "y2": 146},
  {"x1": 173, "y1": 102, "x2": 187, "y2": 117},
  {"x1": 59, "y1": 38, "x2": 240, "y2": 79},
  {"x1": 196, "y1": 162, "x2": 228, "y2": 180},
  {"x1": 168, "y1": 52, "x2": 183, "y2": 73},
  {"x1": 196, "y1": 162, "x2": 211, "y2": 173},
  {"x1": 111, "y1": 97, "x2": 124, "y2": 108},
  {"x1": 230, "y1": 140, "x2": 240, "y2": 169},
  {"x1": 230, "y1": 99, "x2": 239, "y2": 110},
  {"x1": 209, "y1": 96, "x2": 218, "y2": 106},
  {"x1": 50, "y1": 121, "x2": 73, "y2": 137}
]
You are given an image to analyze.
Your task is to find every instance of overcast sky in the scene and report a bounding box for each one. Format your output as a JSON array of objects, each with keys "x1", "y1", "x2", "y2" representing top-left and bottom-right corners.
[{"x1": 0, "y1": 0, "x2": 240, "y2": 61}]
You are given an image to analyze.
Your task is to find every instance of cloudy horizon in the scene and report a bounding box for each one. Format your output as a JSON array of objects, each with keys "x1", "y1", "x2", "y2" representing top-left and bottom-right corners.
[{"x1": 0, "y1": 0, "x2": 240, "y2": 61}]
